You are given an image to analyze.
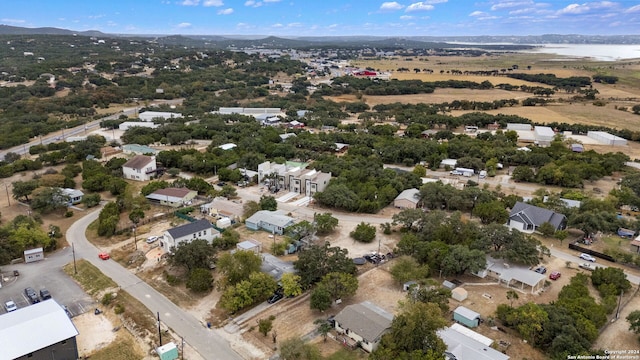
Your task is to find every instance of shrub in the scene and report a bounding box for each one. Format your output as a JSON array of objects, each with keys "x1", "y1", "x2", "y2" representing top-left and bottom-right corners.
[
  {"x1": 64, "y1": 210, "x2": 74, "y2": 218},
  {"x1": 101, "y1": 293, "x2": 113, "y2": 306},
  {"x1": 164, "y1": 271, "x2": 180, "y2": 286},
  {"x1": 186, "y1": 268, "x2": 213, "y2": 293},
  {"x1": 350, "y1": 222, "x2": 376, "y2": 243},
  {"x1": 114, "y1": 303, "x2": 125, "y2": 315},
  {"x1": 258, "y1": 316, "x2": 275, "y2": 336}
]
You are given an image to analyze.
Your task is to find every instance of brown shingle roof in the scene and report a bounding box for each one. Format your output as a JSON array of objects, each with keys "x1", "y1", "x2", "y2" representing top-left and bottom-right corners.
[
  {"x1": 152, "y1": 188, "x2": 193, "y2": 198},
  {"x1": 123, "y1": 155, "x2": 154, "y2": 169}
]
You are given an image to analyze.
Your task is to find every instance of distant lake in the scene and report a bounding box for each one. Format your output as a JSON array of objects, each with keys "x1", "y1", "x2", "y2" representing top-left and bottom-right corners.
[{"x1": 524, "y1": 44, "x2": 640, "y2": 61}]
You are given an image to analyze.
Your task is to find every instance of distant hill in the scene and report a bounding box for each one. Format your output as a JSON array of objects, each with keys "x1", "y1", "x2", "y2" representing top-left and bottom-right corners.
[
  {"x1": 1, "y1": 24, "x2": 639, "y2": 45},
  {"x1": 0, "y1": 24, "x2": 105, "y2": 37}
]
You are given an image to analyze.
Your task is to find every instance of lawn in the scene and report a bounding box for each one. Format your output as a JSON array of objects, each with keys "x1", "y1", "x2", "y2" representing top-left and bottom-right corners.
[{"x1": 63, "y1": 259, "x2": 118, "y2": 296}]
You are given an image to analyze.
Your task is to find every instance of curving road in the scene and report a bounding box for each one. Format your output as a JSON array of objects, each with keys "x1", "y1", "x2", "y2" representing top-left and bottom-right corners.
[{"x1": 67, "y1": 208, "x2": 242, "y2": 360}]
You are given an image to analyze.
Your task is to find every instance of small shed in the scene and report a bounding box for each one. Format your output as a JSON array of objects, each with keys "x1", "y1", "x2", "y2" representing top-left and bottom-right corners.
[
  {"x1": 236, "y1": 239, "x2": 262, "y2": 254},
  {"x1": 451, "y1": 287, "x2": 468, "y2": 302},
  {"x1": 24, "y1": 247, "x2": 44, "y2": 263},
  {"x1": 453, "y1": 306, "x2": 481, "y2": 328},
  {"x1": 156, "y1": 342, "x2": 179, "y2": 360},
  {"x1": 442, "y1": 280, "x2": 456, "y2": 289},
  {"x1": 216, "y1": 217, "x2": 232, "y2": 229}
]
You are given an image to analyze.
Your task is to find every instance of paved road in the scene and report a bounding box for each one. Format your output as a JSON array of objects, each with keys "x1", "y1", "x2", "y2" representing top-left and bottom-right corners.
[
  {"x1": 67, "y1": 208, "x2": 242, "y2": 360},
  {"x1": 0, "y1": 99, "x2": 183, "y2": 160},
  {"x1": 549, "y1": 247, "x2": 640, "y2": 284}
]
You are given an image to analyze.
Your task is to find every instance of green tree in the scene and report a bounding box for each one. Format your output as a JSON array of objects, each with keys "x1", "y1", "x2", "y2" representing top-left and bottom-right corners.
[
  {"x1": 511, "y1": 165, "x2": 535, "y2": 182},
  {"x1": 537, "y1": 222, "x2": 556, "y2": 237},
  {"x1": 313, "y1": 212, "x2": 339, "y2": 235},
  {"x1": 389, "y1": 256, "x2": 430, "y2": 285},
  {"x1": 412, "y1": 164, "x2": 427, "y2": 177},
  {"x1": 217, "y1": 250, "x2": 262, "y2": 287},
  {"x1": 440, "y1": 245, "x2": 486, "y2": 275},
  {"x1": 186, "y1": 268, "x2": 213, "y2": 293},
  {"x1": 310, "y1": 285, "x2": 332, "y2": 311},
  {"x1": 12, "y1": 180, "x2": 39, "y2": 202},
  {"x1": 170, "y1": 239, "x2": 216, "y2": 272},
  {"x1": 82, "y1": 193, "x2": 101, "y2": 208},
  {"x1": 294, "y1": 243, "x2": 356, "y2": 288},
  {"x1": 350, "y1": 222, "x2": 376, "y2": 243},
  {"x1": 258, "y1": 316, "x2": 274, "y2": 337},
  {"x1": 219, "y1": 272, "x2": 278, "y2": 313},
  {"x1": 259, "y1": 195, "x2": 278, "y2": 211},
  {"x1": 506, "y1": 289, "x2": 519, "y2": 307},
  {"x1": 317, "y1": 272, "x2": 358, "y2": 302},
  {"x1": 97, "y1": 201, "x2": 120, "y2": 237},
  {"x1": 372, "y1": 302, "x2": 447, "y2": 359},
  {"x1": 473, "y1": 200, "x2": 509, "y2": 224},
  {"x1": 591, "y1": 267, "x2": 631, "y2": 297},
  {"x1": 30, "y1": 187, "x2": 69, "y2": 214},
  {"x1": 128, "y1": 208, "x2": 145, "y2": 226},
  {"x1": 626, "y1": 310, "x2": 640, "y2": 334},
  {"x1": 314, "y1": 319, "x2": 333, "y2": 342},
  {"x1": 411, "y1": 286, "x2": 452, "y2": 314},
  {"x1": 214, "y1": 228, "x2": 240, "y2": 250},
  {"x1": 243, "y1": 200, "x2": 261, "y2": 218},
  {"x1": 280, "y1": 273, "x2": 303, "y2": 297}
]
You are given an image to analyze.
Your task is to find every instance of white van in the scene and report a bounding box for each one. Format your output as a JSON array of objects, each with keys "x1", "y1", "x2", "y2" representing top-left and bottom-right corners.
[{"x1": 479, "y1": 170, "x2": 487, "y2": 179}]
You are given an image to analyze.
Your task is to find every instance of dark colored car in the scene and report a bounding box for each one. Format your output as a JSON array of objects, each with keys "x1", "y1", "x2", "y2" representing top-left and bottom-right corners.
[
  {"x1": 534, "y1": 266, "x2": 547, "y2": 274},
  {"x1": 267, "y1": 289, "x2": 284, "y2": 304},
  {"x1": 40, "y1": 288, "x2": 52, "y2": 300},
  {"x1": 25, "y1": 287, "x2": 39, "y2": 304}
]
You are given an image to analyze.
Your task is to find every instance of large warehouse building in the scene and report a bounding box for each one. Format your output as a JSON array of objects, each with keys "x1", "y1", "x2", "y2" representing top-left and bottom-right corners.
[{"x1": 587, "y1": 131, "x2": 627, "y2": 146}]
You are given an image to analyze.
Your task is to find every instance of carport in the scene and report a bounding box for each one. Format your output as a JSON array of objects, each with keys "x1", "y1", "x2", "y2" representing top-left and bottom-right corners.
[{"x1": 474, "y1": 257, "x2": 546, "y2": 294}]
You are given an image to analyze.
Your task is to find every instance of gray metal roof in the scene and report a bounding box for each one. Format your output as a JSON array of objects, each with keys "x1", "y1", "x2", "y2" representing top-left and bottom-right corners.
[
  {"x1": 484, "y1": 257, "x2": 546, "y2": 288},
  {"x1": 123, "y1": 154, "x2": 154, "y2": 170},
  {"x1": 166, "y1": 219, "x2": 215, "y2": 239},
  {"x1": 395, "y1": 188, "x2": 420, "y2": 203},
  {"x1": 454, "y1": 306, "x2": 480, "y2": 320},
  {"x1": 509, "y1": 202, "x2": 566, "y2": 229},
  {"x1": 334, "y1": 301, "x2": 393, "y2": 344},
  {"x1": 0, "y1": 299, "x2": 79, "y2": 359},
  {"x1": 438, "y1": 326, "x2": 510, "y2": 360},
  {"x1": 246, "y1": 210, "x2": 295, "y2": 228}
]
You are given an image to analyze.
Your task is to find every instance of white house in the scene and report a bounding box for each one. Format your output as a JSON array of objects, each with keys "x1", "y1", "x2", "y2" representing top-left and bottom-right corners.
[
  {"x1": 334, "y1": 301, "x2": 393, "y2": 352},
  {"x1": 438, "y1": 324, "x2": 509, "y2": 360},
  {"x1": 61, "y1": 188, "x2": 84, "y2": 205},
  {"x1": 162, "y1": 219, "x2": 220, "y2": 251},
  {"x1": 245, "y1": 210, "x2": 295, "y2": 235},
  {"x1": 122, "y1": 155, "x2": 157, "y2": 181}
]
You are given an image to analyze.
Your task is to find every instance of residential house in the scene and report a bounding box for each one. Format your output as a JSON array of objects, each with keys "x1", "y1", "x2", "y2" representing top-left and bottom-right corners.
[
  {"x1": 0, "y1": 299, "x2": 79, "y2": 360},
  {"x1": 245, "y1": 210, "x2": 295, "y2": 235},
  {"x1": 279, "y1": 168, "x2": 331, "y2": 196},
  {"x1": 440, "y1": 159, "x2": 457, "y2": 169},
  {"x1": 334, "y1": 301, "x2": 393, "y2": 352},
  {"x1": 394, "y1": 188, "x2": 420, "y2": 209},
  {"x1": 122, "y1": 155, "x2": 157, "y2": 182},
  {"x1": 334, "y1": 143, "x2": 350, "y2": 153},
  {"x1": 200, "y1": 197, "x2": 243, "y2": 221},
  {"x1": 279, "y1": 133, "x2": 297, "y2": 141},
  {"x1": 162, "y1": 219, "x2": 220, "y2": 251},
  {"x1": 146, "y1": 188, "x2": 197, "y2": 207},
  {"x1": 473, "y1": 256, "x2": 546, "y2": 294},
  {"x1": 218, "y1": 143, "x2": 237, "y2": 151},
  {"x1": 61, "y1": 188, "x2": 84, "y2": 205},
  {"x1": 122, "y1": 144, "x2": 160, "y2": 156},
  {"x1": 438, "y1": 324, "x2": 510, "y2": 360},
  {"x1": 508, "y1": 201, "x2": 567, "y2": 232}
]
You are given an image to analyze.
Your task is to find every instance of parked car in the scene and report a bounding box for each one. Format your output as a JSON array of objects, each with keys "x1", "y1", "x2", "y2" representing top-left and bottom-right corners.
[
  {"x1": 24, "y1": 287, "x2": 39, "y2": 304},
  {"x1": 267, "y1": 289, "x2": 284, "y2": 304},
  {"x1": 98, "y1": 252, "x2": 110, "y2": 260},
  {"x1": 40, "y1": 288, "x2": 52, "y2": 300},
  {"x1": 13, "y1": 270, "x2": 19, "y2": 276},
  {"x1": 549, "y1": 271, "x2": 561, "y2": 280},
  {"x1": 579, "y1": 253, "x2": 596, "y2": 262},
  {"x1": 5, "y1": 300, "x2": 17, "y2": 312},
  {"x1": 534, "y1": 266, "x2": 547, "y2": 274},
  {"x1": 146, "y1": 236, "x2": 159, "y2": 244}
]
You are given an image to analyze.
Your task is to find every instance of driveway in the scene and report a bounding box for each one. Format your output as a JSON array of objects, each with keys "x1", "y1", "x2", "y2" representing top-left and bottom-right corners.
[{"x1": 66, "y1": 209, "x2": 242, "y2": 360}]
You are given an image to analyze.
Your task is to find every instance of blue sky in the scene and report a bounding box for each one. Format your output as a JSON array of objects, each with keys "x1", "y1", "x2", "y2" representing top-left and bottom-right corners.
[{"x1": 2, "y1": 1, "x2": 640, "y2": 36}]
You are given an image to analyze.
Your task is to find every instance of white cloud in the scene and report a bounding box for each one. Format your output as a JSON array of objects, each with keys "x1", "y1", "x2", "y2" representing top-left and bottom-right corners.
[
  {"x1": 176, "y1": 22, "x2": 192, "y2": 28},
  {"x1": 271, "y1": 23, "x2": 284, "y2": 28},
  {"x1": 327, "y1": 24, "x2": 338, "y2": 28},
  {"x1": 264, "y1": 0, "x2": 281, "y2": 2},
  {"x1": 557, "y1": 3, "x2": 590, "y2": 15},
  {"x1": 203, "y1": 0, "x2": 224, "y2": 6},
  {"x1": 379, "y1": 2, "x2": 404, "y2": 11},
  {"x1": 491, "y1": 1, "x2": 532, "y2": 11},
  {"x1": 627, "y1": 4, "x2": 640, "y2": 13},
  {"x1": 424, "y1": 0, "x2": 447, "y2": 3},
  {"x1": 1, "y1": 18, "x2": 26, "y2": 24},
  {"x1": 469, "y1": 11, "x2": 486, "y2": 17},
  {"x1": 217, "y1": 8, "x2": 234, "y2": 14},
  {"x1": 180, "y1": 0, "x2": 200, "y2": 6},
  {"x1": 287, "y1": 22, "x2": 302, "y2": 27},
  {"x1": 245, "y1": 0, "x2": 262, "y2": 6},
  {"x1": 400, "y1": 15, "x2": 415, "y2": 19},
  {"x1": 406, "y1": 2, "x2": 434, "y2": 12}
]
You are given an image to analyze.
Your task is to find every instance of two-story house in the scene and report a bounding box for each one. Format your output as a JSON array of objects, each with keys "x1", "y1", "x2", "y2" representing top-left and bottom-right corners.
[
  {"x1": 122, "y1": 155, "x2": 157, "y2": 182},
  {"x1": 162, "y1": 219, "x2": 220, "y2": 251}
]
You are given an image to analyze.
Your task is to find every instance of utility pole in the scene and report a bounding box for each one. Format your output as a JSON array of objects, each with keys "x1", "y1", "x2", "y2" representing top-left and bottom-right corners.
[
  {"x1": 181, "y1": 337, "x2": 185, "y2": 360},
  {"x1": 72, "y1": 243, "x2": 77, "y2": 275},
  {"x1": 157, "y1": 312, "x2": 163, "y2": 346},
  {"x1": 4, "y1": 183, "x2": 10, "y2": 206}
]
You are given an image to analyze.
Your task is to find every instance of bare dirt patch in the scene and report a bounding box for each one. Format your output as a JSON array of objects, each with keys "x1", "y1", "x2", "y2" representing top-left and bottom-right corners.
[{"x1": 74, "y1": 312, "x2": 117, "y2": 356}]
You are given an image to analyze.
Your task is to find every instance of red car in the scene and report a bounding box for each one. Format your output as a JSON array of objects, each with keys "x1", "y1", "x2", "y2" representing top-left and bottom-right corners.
[
  {"x1": 549, "y1": 271, "x2": 561, "y2": 280},
  {"x1": 98, "y1": 252, "x2": 110, "y2": 260}
]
